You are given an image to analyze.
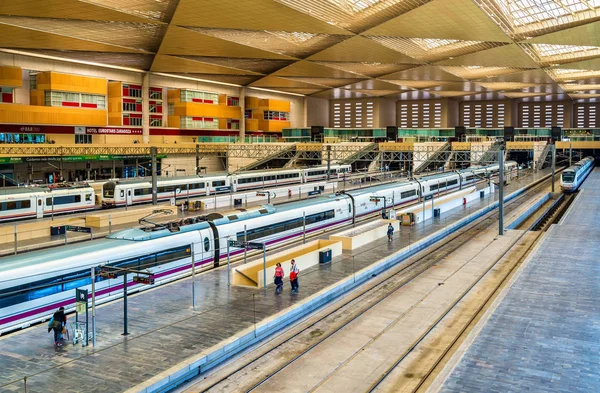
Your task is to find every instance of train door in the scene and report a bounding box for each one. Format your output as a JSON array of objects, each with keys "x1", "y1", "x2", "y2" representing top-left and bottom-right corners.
[
  {"x1": 35, "y1": 197, "x2": 44, "y2": 218},
  {"x1": 232, "y1": 178, "x2": 238, "y2": 192},
  {"x1": 126, "y1": 188, "x2": 133, "y2": 206}
]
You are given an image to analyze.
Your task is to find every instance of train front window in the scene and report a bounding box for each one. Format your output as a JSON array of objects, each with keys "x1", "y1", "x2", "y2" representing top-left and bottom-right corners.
[
  {"x1": 562, "y1": 173, "x2": 575, "y2": 182},
  {"x1": 103, "y1": 183, "x2": 116, "y2": 198}
]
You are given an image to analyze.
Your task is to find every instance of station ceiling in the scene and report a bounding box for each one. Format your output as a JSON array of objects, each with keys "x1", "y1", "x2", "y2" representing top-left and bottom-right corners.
[{"x1": 1, "y1": 0, "x2": 600, "y2": 101}]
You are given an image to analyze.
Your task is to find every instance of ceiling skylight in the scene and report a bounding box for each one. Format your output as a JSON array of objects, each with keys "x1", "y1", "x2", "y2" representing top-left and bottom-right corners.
[
  {"x1": 549, "y1": 68, "x2": 600, "y2": 81},
  {"x1": 534, "y1": 43, "x2": 600, "y2": 58},
  {"x1": 328, "y1": 0, "x2": 386, "y2": 15}
]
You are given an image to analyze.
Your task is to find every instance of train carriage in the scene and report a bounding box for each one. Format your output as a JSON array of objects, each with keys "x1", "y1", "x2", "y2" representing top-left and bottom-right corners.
[{"x1": 560, "y1": 157, "x2": 594, "y2": 192}]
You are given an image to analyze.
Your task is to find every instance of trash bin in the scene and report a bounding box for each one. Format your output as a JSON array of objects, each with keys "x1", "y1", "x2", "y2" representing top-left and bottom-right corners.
[
  {"x1": 234, "y1": 198, "x2": 242, "y2": 207},
  {"x1": 50, "y1": 226, "x2": 66, "y2": 236},
  {"x1": 434, "y1": 208, "x2": 441, "y2": 217},
  {"x1": 319, "y1": 249, "x2": 332, "y2": 264}
]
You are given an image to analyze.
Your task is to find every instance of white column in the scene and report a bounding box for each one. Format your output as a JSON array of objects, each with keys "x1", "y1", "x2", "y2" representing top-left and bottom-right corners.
[
  {"x1": 239, "y1": 87, "x2": 246, "y2": 142},
  {"x1": 142, "y1": 73, "x2": 150, "y2": 144}
]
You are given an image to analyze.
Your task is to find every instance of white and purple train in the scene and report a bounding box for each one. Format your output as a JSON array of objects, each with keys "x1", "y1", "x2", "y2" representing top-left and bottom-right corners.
[
  {"x1": 0, "y1": 161, "x2": 516, "y2": 334},
  {"x1": 560, "y1": 156, "x2": 594, "y2": 193}
]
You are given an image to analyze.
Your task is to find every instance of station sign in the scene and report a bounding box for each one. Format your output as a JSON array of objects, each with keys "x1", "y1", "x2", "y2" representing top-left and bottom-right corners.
[
  {"x1": 75, "y1": 288, "x2": 88, "y2": 314},
  {"x1": 99, "y1": 268, "x2": 117, "y2": 279},
  {"x1": 256, "y1": 192, "x2": 267, "y2": 196},
  {"x1": 215, "y1": 186, "x2": 232, "y2": 192},
  {"x1": 133, "y1": 276, "x2": 155, "y2": 285},
  {"x1": 308, "y1": 190, "x2": 321, "y2": 196},
  {"x1": 66, "y1": 225, "x2": 92, "y2": 234},
  {"x1": 228, "y1": 240, "x2": 264, "y2": 250},
  {"x1": 424, "y1": 195, "x2": 434, "y2": 201}
]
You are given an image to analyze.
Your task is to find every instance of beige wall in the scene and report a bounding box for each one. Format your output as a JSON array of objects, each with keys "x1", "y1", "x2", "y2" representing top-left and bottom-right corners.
[
  {"x1": 378, "y1": 98, "x2": 396, "y2": 128},
  {"x1": 306, "y1": 96, "x2": 329, "y2": 127}
]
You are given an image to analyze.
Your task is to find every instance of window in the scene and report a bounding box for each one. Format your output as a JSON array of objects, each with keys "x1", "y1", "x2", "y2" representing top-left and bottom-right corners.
[
  {"x1": 203, "y1": 237, "x2": 210, "y2": 252},
  {"x1": 180, "y1": 117, "x2": 219, "y2": 129},
  {"x1": 227, "y1": 96, "x2": 239, "y2": 106},
  {"x1": 245, "y1": 109, "x2": 253, "y2": 119},
  {"x1": 46, "y1": 195, "x2": 81, "y2": 205},
  {"x1": 149, "y1": 88, "x2": 162, "y2": 100},
  {"x1": 168, "y1": 103, "x2": 175, "y2": 116},
  {"x1": 134, "y1": 188, "x2": 151, "y2": 196},
  {"x1": 1, "y1": 87, "x2": 13, "y2": 103},
  {"x1": 0, "y1": 133, "x2": 45, "y2": 144},
  {"x1": 227, "y1": 119, "x2": 240, "y2": 130},
  {"x1": 400, "y1": 190, "x2": 416, "y2": 199},
  {"x1": 123, "y1": 84, "x2": 142, "y2": 98},
  {"x1": 149, "y1": 102, "x2": 162, "y2": 113},
  {"x1": 81, "y1": 94, "x2": 106, "y2": 109},
  {"x1": 150, "y1": 116, "x2": 163, "y2": 127},
  {"x1": 75, "y1": 134, "x2": 92, "y2": 144},
  {"x1": 44, "y1": 91, "x2": 106, "y2": 108},
  {"x1": 124, "y1": 113, "x2": 143, "y2": 126},
  {"x1": 212, "y1": 180, "x2": 226, "y2": 187},
  {"x1": 237, "y1": 210, "x2": 335, "y2": 242},
  {"x1": 180, "y1": 89, "x2": 218, "y2": 104},
  {"x1": 264, "y1": 111, "x2": 289, "y2": 121},
  {"x1": 85, "y1": 194, "x2": 92, "y2": 202},
  {"x1": 0, "y1": 200, "x2": 31, "y2": 211}
]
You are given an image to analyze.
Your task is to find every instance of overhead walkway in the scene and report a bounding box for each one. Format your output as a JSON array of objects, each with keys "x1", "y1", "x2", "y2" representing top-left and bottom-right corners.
[
  {"x1": 236, "y1": 143, "x2": 298, "y2": 171},
  {"x1": 476, "y1": 141, "x2": 504, "y2": 165}
]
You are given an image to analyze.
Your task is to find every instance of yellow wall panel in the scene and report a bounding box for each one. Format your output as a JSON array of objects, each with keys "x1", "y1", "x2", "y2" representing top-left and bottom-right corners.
[
  {"x1": 259, "y1": 120, "x2": 290, "y2": 132},
  {"x1": 245, "y1": 119, "x2": 259, "y2": 132},
  {"x1": 107, "y1": 81, "x2": 122, "y2": 99},
  {"x1": 108, "y1": 113, "x2": 122, "y2": 126},
  {"x1": 36, "y1": 71, "x2": 107, "y2": 95},
  {"x1": 0, "y1": 104, "x2": 107, "y2": 126},
  {"x1": 168, "y1": 115, "x2": 181, "y2": 127},
  {"x1": 167, "y1": 89, "x2": 179, "y2": 101},
  {"x1": 108, "y1": 97, "x2": 122, "y2": 113},
  {"x1": 218, "y1": 118, "x2": 227, "y2": 129},
  {"x1": 0, "y1": 66, "x2": 22, "y2": 87},
  {"x1": 174, "y1": 102, "x2": 241, "y2": 118},
  {"x1": 246, "y1": 96, "x2": 259, "y2": 109},
  {"x1": 29, "y1": 90, "x2": 44, "y2": 106},
  {"x1": 259, "y1": 99, "x2": 290, "y2": 112}
]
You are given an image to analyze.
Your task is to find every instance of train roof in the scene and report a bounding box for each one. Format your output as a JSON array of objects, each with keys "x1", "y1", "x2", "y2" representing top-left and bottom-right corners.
[
  {"x1": 0, "y1": 184, "x2": 93, "y2": 196},
  {"x1": 0, "y1": 238, "x2": 126, "y2": 279}
]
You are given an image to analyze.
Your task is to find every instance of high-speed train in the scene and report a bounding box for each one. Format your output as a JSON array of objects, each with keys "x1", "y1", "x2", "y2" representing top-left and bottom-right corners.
[
  {"x1": 0, "y1": 184, "x2": 95, "y2": 222},
  {"x1": 560, "y1": 156, "x2": 595, "y2": 192},
  {"x1": 101, "y1": 165, "x2": 352, "y2": 207},
  {"x1": 0, "y1": 161, "x2": 516, "y2": 334}
]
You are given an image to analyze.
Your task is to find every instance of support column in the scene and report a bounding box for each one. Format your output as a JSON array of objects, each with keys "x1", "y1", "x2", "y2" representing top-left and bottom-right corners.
[
  {"x1": 303, "y1": 96, "x2": 308, "y2": 127},
  {"x1": 142, "y1": 73, "x2": 150, "y2": 144},
  {"x1": 239, "y1": 87, "x2": 246, "y2": 142},
  {"x1": 151, "y1": 146, "x2": 158, "y2": 205}
]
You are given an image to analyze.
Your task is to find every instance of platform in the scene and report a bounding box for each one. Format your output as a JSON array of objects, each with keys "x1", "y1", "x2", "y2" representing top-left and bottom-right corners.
[
  {"x1": 431, "y1": 169, "x2": 600, "y2": 393},
  {"x1": 0, "y1": 169, "x2": 555, "y2": 393}
]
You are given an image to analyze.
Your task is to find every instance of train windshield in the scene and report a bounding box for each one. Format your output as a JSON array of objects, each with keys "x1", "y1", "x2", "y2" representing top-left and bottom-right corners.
[
  {"x1": 103, "y1": 182, "x2": 116, "y2": 198},
  {"x1": 562, "y1": 172, "x2": 575, "y2": 182}
]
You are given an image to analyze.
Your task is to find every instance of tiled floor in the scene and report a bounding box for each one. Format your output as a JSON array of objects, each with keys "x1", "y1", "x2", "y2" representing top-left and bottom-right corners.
[{"x1": 434, "y1": 169, "x2": 600, "y2": 393}]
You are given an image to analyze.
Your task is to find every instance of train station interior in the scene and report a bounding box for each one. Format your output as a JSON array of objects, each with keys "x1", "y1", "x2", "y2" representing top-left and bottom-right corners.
[{"x1": 0, "y1": 1, "x2": 599, "y2": 393}]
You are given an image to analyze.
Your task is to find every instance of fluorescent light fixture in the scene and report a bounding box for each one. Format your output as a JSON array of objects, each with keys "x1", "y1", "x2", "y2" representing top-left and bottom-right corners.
[
  {"x1": 248, "y1": 86, "x2": 306, "y2": 97},
  {"x1": 151, "y1": 72, "x2": 241, "y2": 87},
  {"x1": 0, "y1": 48, "x2": 146, "y2": 73}
]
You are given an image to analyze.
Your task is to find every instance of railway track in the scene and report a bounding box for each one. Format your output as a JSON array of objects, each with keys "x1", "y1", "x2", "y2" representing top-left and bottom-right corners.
[{"x1": 175, "y1": 171, "x2": 563, "y2": 393}]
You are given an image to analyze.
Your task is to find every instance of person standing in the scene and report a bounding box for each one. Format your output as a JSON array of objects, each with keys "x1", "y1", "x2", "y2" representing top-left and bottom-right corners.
[
  {"x1": 290, "y1": 259, "x2": 300, "y2": 293},
  {"x1": 387, "y1": 223, "x2": 394, "y2": 242},
  {"x1": 274, "y1": 262, "x2": 284, "y2": 294},
  {"x1": 51, "y1": 306, "x2": 67, "y2": 347}
]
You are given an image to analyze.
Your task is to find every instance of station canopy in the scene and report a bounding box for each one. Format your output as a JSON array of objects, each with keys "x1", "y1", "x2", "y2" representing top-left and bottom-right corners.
[{"x1": 1, "y1": 0, "x2": 599, "y2": 101}]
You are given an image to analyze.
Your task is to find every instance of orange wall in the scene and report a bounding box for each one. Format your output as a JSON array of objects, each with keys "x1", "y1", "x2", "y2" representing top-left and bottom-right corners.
[
  {"x1": 245, "y1": 118, "x2": 259, "y2": 132},
  {"x1": 0, "y1": 66, "x2": 22, "y2": 87},
  {"x1": 0, "y1": 103, "x2": 107, "y2": 126},
  {"x1": 245, "y1": 96, "x2": 260, "y2": 109},
  {"x1": 29, "y1": 90, "x2": 44, "y2": 106},
  {"x1": 259, "y1": 99, "x2": 290, "y2": 112},
  {"x1": 173, "y1": 102, "x2": 241, "y2": 119},
  {"x1": 259, "y1": 119, "x2": 290, "y2": 132},
  {"x1": 36, "y1": 71, "x2": 107, "y2": 95}
]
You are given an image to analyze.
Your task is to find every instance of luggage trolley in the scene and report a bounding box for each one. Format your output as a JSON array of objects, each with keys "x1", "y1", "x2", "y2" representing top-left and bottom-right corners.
[{"x1": 71, "y1": 321, "x2": 93, "y2": 346}]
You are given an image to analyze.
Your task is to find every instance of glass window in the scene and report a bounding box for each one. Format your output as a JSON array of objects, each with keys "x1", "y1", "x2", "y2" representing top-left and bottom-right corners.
[{"x1": 204, "y1": 237, "x2": 210, "y2": 252}]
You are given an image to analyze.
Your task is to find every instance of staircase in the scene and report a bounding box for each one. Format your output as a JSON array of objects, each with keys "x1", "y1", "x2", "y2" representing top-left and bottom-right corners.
[
  {"x1": 338, "y1": 143, "x2": 378, "y2": 166},
  {"x1": 236, "y1": 144, "x2": 297, "y2": 172},
  {"x1": 536, "y1": 143, "x2": 551, "y2": 170},
  {"x1": 414, "y1": 142, "x2": 451, "y2": 174},
  {"x1": 476, "y1": 141, "x2": 504, "y2": 165}
]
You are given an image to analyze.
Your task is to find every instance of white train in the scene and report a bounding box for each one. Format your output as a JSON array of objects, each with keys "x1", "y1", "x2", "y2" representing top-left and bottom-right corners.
[
  {"x1": 0, "y1": 161, "x2": 516, "y2": 334},
  {"x1": 0, "y1": 184, "x2": 95, "y2": 222},
  {"x1": 101, "y1": 165, "x2": 352, "y2": 207},
  {"x1": 560, "y1": 157, "x2": 595, "y2": 192}
]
